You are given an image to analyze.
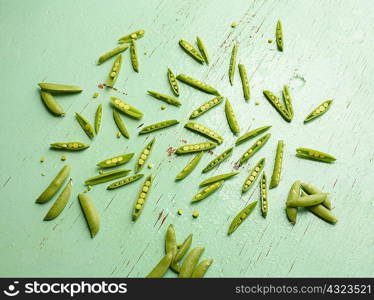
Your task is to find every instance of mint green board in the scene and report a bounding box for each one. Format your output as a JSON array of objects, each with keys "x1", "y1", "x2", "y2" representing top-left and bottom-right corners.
[{"x1": 0, "y1": 0, "x2": 373, "y2": 277}]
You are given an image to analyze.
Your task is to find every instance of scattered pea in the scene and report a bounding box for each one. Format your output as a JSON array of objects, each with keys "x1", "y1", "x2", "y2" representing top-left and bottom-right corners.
[
  {"x1": 231, "y1": 22, "x2": 237, "y2": 28},
  {"x1": 255, "y1": 101, "x2": 260, "y2": 105},
  {"x1": 117, "y1": 132, "x2": 122, "y2": 138},
  {"x1": 87, "y1": 185, "x2": 92, "y2": 191},
  {"x1": 177, "y1": 209, "x2": 184, "y2": 215},
  {"x1": 161, "y1": 106, "x2": 166, "y2": 110},
  {"x1": 148, "y1": 164, "x2": 154, "y2": 169},
  {"x1": 92, "y1": 92, "x2": 99, "y2": 98},
  {"x1": 60, "y1": 155, "x2": 67, "y2": 161},
  {"x1": 268, "y1": 39, "x2": 273, "y2": 43},
  {"x1": 99, "y1": 170, "x2": 104, "y2": 174},
  {"x1": 192, "y1": 211, "x2": 200, "y2": 218},
  {"x1": 41, "y1": 173, "x2": 45, "y2": 176},
  {"x1": 40, "y1": 157, "x2": 46, "y2": 163}
]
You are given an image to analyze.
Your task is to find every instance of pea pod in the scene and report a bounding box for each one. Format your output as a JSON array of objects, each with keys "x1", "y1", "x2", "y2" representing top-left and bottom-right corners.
[
  {"x1": 228, "y1": 201, "x2": 257, "y2": 235},
  {"x1": 238, "y1": 63, "x2": 250, "y2": 100},
  {"x1": 132, "y1": 174, "x2": 153, "y2": 221},
  {"x1": 276, "y1": 20, "x2": 283, "y2": 51},
  {"x1": 175, "y1": 141, "x2": 217, "y2": 155},
  {"x1": 146, "y1": 252, "x2": 173, "y2": 278},
  {"x1": 165, "y1": 224, "x2": 177, "y2": 261},
  {"x1": 36, "y1": 165, "x2": 71, "y2": 204},
  {"x1": 228, "y1": 44, "x2": 239, "y2": 85},
  {"x1": 235, "y1": 125, "x2": 272, "y2": 146},
  {"x1": 107, "y1": 174, "x2": 144, "y2": 190},
  {"x1": 202, "y1": 147, "x2": 233, "y2": 173},
  {"x1": 110, "y1": 96, "x2": 144, "y2": 119},
  {"x1": 84, "y1": 169, "x2": 131, "y2": 186},
  {"x1": 184, "y1": 122, "x2": 223, "y2": 144},
  {"x1": 269, "y1": 140, "x2": 284, "y2": 189},
  {"x1": 300, "y1": 182, "x2": 332, "y2": 210},
  {"x1": 40, "y1": 91, "x2": 65, "y2": 117},
  {"x1": 285, "y1": 181, "x2": 300, "y2": 224},
  {"x1": 118, "y1": 30, "x2": 145, "y2": 43},
  {"x1": 242, "y1": 158, "x2": 266, "y2": 193},
  {"x1": 296, "y1": 147, "x2": 336, "y2": 163},
  {"x1": 97, "y1": 43, "x2": 129, "y2": 64},
  {"x1": 139, "y1": 120, "x2": 179, "y2": 134},
  {"x1": 50, "y1": 142, "x2": 89, "y2": 151},
  {"x1": 75, "y1": 112, "x2": 95, "y2": 139},
  {"x1": 304, "y1": 100, "x2": 333, "y2": 123},
  {"x1": 263, "y1": 90, "x2": 291, "y2": 122},
  {"x1": 225, "y1": 99, "x2": 240, "y2": 134},
  {"x1": 179, "y1": 40, "x2": 205, "y2": 63},
  {"x1": 175, "y1": 152, "x2": 204, "y2": 181},
  {"x1": 147, "y1": 90, "x2": 181, "y2": 107},
  {"x1": 96, "y1": 153, "x2": 134, "y2": 168},
  {"x1": 282, "y1": 85, "x2": 293, "y2": 119},
  {"x1": 189, "y1": 96, "x2": 224, "y2": 119},
  {"x1": 176, "y1": 74, "x2": 220, "y2": 96},
  {"x1": 130, "y1": 39, "x2": 139, "y2": 72},
  {"x1": 191, "y1": 258, "x2": 213, "y2": 278},
  {"x1": 199, "y1": 172, "x2": 238, "y2": 187},
  {"x1": 113, "y1": 109, "x2": 130, "y2": 139},
  {"x1": 135, "y1": 138, "x2": 155, "y2": 173},
  {"x1": 196, "y1": 36, "x2": 209, "y2": 64},
  {"x1": 38, "y1": 83, "x2": 83, "y2": 93},
  {"x1": 191, "y1": 180, "x2": 224, "y2": 203},
  {"x1": 301, "y1": 191, "x2": 338, "y2": 223},
  {"x1": 179, "y1": 247, "x2": 205, "y2": 278},
  {"x1": 44, "y1": 179, "x2": 72, "y2": 220},
  {"x1": 171, "y1": 233, "x2": 193, "y2": 273},
  {"x1": 106, "y1": 54, "x2": 122, "y2": 88},
  {"x1": 167, "y1": 68, "x2": 179, "y2": 96},
  {"x1": 287, "y1": 193, "x2": 327, "y2": 207},
  {"x1": 94, "y1": 104, "x2": 102, "y2": 134},
  {"x1": 260, "y1": 172, "x2": 268, "y2": 218},
  {"x1": 239, "y1": 133, "x2": 271, "y2": 165},
  {"x1": 78, "y1": 193, "x2": 100, "y2": 238}
]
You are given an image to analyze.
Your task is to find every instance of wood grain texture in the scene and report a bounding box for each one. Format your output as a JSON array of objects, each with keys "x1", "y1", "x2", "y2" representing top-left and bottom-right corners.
[{"x1": 0, "y1": 0, "x2": 373, "y2": 277}]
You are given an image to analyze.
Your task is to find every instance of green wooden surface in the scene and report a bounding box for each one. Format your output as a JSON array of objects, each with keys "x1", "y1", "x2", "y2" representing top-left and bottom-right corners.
[{"x1": 0, "y1": 0, "x2": 373, "y2": 277}]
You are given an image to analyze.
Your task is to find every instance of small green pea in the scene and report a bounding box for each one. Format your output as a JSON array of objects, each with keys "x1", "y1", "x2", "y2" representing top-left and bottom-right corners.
[
  {"x1": 40, "y1": 157, "x2": 46, "y2": 163},
  {"x1": 192, "y1": 211, "x2": 200, "y2": 218},
  {"x1": 87, "y1": 185, "x2": 92, "y2": 191},
  {"x1": 99, "y1": 170, "x2": 104, "y2": 174},
  {"x1": 41, "y1": 173, "x2": 45, "y2": 176},
  {"x1": 92, "y1": 92, "x2": 99, "y2": 98},
  {"x1": 255, "y1": 101, "x2": 260, "y2": 105},
  {"x1": 148, "y1": 163, "x2": 154, "y2": 169},
  {"x1": 268, "y1": 39, "x2": 273, "y2": 43},
  {"x1": 231, "y1": 22, "x2": 237, "y2": 28},
  {"x1": 117, "y1": 132, "x2": 122, "y2": 138},
  {"x1": 177, "y1": 209, "x2": 183, "y2": 215},
  {"x1": 60, "y1": 155, "x2": 67, "y2": 161},
  {"x1": 161, "y1": 106, "x2": 166, "y2": 110}
]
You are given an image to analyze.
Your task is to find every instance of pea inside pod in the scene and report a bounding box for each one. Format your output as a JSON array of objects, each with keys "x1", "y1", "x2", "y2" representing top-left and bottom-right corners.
[
  {"x1": 175, "y1": 141, "x2": 217, "y2": 155},
  {"x1": 202, "y1": 147, "x2": 233, "y2": 173},
  {"x1": 139, "y1": 120, "x2": 179, "y2": 134},
  {"x1": 199, "y1": 172, "x2": 238, "y2": 187},
  {"x1": 147, "y1": 90, "x2": 181, "y2": 107},
  {"x1": 228, "y1": 201, "x2": 257, "y2": 235},
  {"x1": 276, "y1": 20, "x2": 283, "y2": 51},
  {"x1": 235, "y1": 125, "x2": 272, "y2": 146},
  {"x1": 84, "y1": 169, "x2": 131, "y2": 186},
  {"x1": 242, "y1": 158, "x2": 266, "y2": 193},
  {"x1": 260, "y1": 172, "x2": 268, "y2": 218},
  {"x1": 110, "y1": 96, "x2": 144, "y2": 119},
  {"x1": 167, "y1": 68, "x2": 179, "y2": 96},
  {"x1": 106, "y1": 54, "x2": 122, "y2": 88},
  {"x1": 132, "y1": 174, "x2": 154, "y2": 221},
  {"x1": 191, "y1": 180, "x2": 224, "y2": 203},
  {"x1": 97, "y1": 43, "x2": 129, "y2": 65},
  {"x1": 176, "y1": 74, "x2": 220, "y2": 96},
  {"x1": 107, "y1": 174, "x2": 144, "y2": 190},
  {"x1": 113, "y1": 109, "x2": 130, "y2": 139},
  {"x1": 118, "y1": 29, "x2": 145, "y2": 43},
  {"x1": 196, "y1": 36, "x2": 209, "y2": 64},
  {"x1": 263, "y1": 90, "x2": 291, "y2": 122},
  {"x1": 184, "y1": 122, "x2": 223, "y2": 144},
  {"x1": 179, "y1": 40, "x2": 205, "y2": 63},
  {"x1": 296, "y1": 147, "x2": 336, "y2": 163},
  {"x1": 135, "y1": 138, "x2": 155, "y2": 173},
  {"x1": 189, "y1": 96, "x2": 224, "y2": 119},
  {"x1": 239, "y1": 133, "x2": 271, "y2": 165},
  {"x1": 175, "y1": 152, "x2": 204, "y2": 181},
  {"x1": 304, "y1": 100, "x2": 333, "y2": 123},
  {"x1": 50, "y1": 142, "x2": 90, "y2": 151},
  {"x1": 96, "y1": 153, "x2": 134, "y2": 168},
  {"x1": 75, "y1": 112, "x2": 95, "y2": 139}
]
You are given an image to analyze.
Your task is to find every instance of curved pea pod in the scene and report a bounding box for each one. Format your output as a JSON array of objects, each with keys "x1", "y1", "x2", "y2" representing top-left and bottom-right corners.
[
  {"x1": 97, "y1": 153, "x2": 134, "y2": 168},
  {"x1": 285, "y1": 181, "x2": 300, "y2": 224},
  {"x1": 301, "y1": 190, "x2": 338, "y2": 224},
  {"x1": 75, "y1": 113, "x2": 95, "y2": 139},
  {"x1": 106, "y1": 54, "x2": 122, "y2": 88},
  {"x1": 228, "y1": 44, "x2": 239, "y2": 85},
  {"x1": 118, "y1": 29, "x2": 145, "y2": 43},
  {"x1": 132, "y1": 174, "x2": 154, "y2": 221},
  {"x1": 282, "y1": 85, "x2": 293, "y2": 119},
  {"x1": 139, "y1": 120, "x2": 179, "y2": 134},
  {"x1": 199, "y1": 172, "x2": 238, "y2": 187},
  {"x1": 287, "y1": 193, "x2": 327, "y2": 207},
  {"x1": 179, "y1": 40, "x2": 205, "y2": 63},
  {"x1": 113, "y1": 109, "x2": 130, "y2": 139},
  {"x1": 239, "y1": 133, "x2": 271, "y2": 165},
  {"x1": 202, "y1": 147, "x2": 233, "y2": 173},
  {"x1": 260, "y1": 172, "x2": 268, "y2": 218},
  {"x1": 235, "y1": 125, "x2": 272, "y2": 146},
  {"x1": 301, "y1": 182, "x2": 332, "y2": 209},
  {"x1": 97, "y1": 43, "x2": 129, "y2": 64},
  {"x1": 238, "y1": 63, "x2": 250, "y2": 100},
  {"x1": 228, "y1": 201, "x2": 257, "y2": 235},
  {"x1": 276, "y1": 20, "x2": 283, "y2": 51},
  {"x1": 84, "y1": 169, "x2": 131, "y2": 186},
  {"x1": 107, "y1": 174, "x2": 144, "y2": 190},
  {"x1": 191, "y1": 258, "x2": 213, "y2": 278},
  {"x1": 196, "y1": 36, "x2": 209, "y2": 64},
  {"x1": 296, "y1": 147, "x2": 336, "y2": 163},
  {"x1": 135, "y1": 138, "x2": 155, "y2": 173},
  {"x1": 44, "y1": 179, "x2": 72, "y2": 220},
  {"x1": 189, "y1": 96, "x2": 224, "y2": 119},
  {"x1": 38, "y1": 83, "x2": 83, "y2": 93},
  {"x1": 176, "y1": 74, "x2": 220, "y2": 96},
  {"x1": 225, "y1": 99, "x2": 240, "y2": 134},
  {"x1": 263, "y1": 90, "x2": 291, "y2": 122},
  {"x1": 242, "y1": 158, "x2": 266, "y2": 193},
  {"x1": 175, "y1": 152, "x2": 204, "y2": 181},
  {"x1": 269, "y1": 140, "x2": 285, "y2": 189},
  {"x1": 179, "y1": 247, "x2": 205, "y2": 278},
  {"x1": 191, "y1": 180, "x2": 224, "y2": 203},
  {"x1": 146, "y1": 252, "x2": 173, "y2": 278},
  {"x1": 167, "y1": 68, "x2": 179, "y2": 96},
  {"x1": 50, "y1": 142, "x2": 90, "y2": 151},
  {"x1": 36, "y1": 165, "x2": 71, "y2": 204},
  {"x1": 165, "y1": 224, "x2": 177, "y2": 261},
  {"x1": 184, "y1": 122, "x2": 223, "y2": 144},
  {"x1": 147, "y1": 90, "x2": 181, "y2": 107},
  {"x1": 78, "y1": 193, "x2": 100, "y2": 238},
  {"x1": 94, "y1": 104, "x2": 102, "y2": 134},
  {"x1": 304, "y1": 100, "x2": 333, "y2": 123},
  {"x1": 175, "y1": 141, "x2": 217, "y2": 155},
  {"x1": 171, "y1": 234, "x2": 193, "y2": 272},
  {"x1": 40, "y1": 91, "x2": 65, "y2": 116},
  {"x1": 110, "y1": 96, "x2": 144, "y2": 119}
]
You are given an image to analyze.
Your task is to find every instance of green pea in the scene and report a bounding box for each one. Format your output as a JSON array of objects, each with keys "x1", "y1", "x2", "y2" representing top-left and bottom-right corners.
[
  {"x1": 176, "y1": 74, "x2": 220, "y2": 96},
  {"x1": 50, "y1": 142, "x2": 90, "y2": 151},
  {"x1": 202, "y1": 147, "x2": 233, "y2": 173},
  {"x1": 36, "y1": 165, "x2": 71, "y2": 204},
  {"x1": 184, "y1": 122, "x2": 224, "y2": 144},
  {"x1": 242, "y1": 158, "x2": 266, "y2": 193},
  {"x1": 75, "y1": 112, "x2": 95, "y2": 139},
  {"x1": 97, "y1": 153, "x2": 134, "y2": 168},
  {"x1": 196, "y1": 36, "x2": 209, "y2": 64},
  {"x1": 110, "y1": 96, "x2": 144, "y2": 119},
  {"x1": 269, "y1": 140, "x2": 284, "y2": 189},
  {"x1": 40, "y1": 91, "x2": 65, "y2": 117},
  {"x1": 106, "y1": 54, "x2": 122, "y2": 87},
  {"x1": 118, "y1": 29, "x2": 145, "y2": 43},
  {"x1": 199, "y1": 172, "x2": 238, "y2": 187},
  {"x1": 132, "y1": 174, "x2": 154, "y2": 221},
  {"x1": 139, "y1": 120, "x2": 179, "y2": 134},
  {"x1": 135, "y1": 138, "x2": 155, "y2": 173},
  {"x1": 225, "y1": 98, "x2": 240, "y2": 134},
  {"x1": 146, "y1": 252, "x2": 173, "y2": 278},
  {"x1": 304, "y1": 100, "x2": 333, "y2": 123},
  {"x1": 296, "y1": 147, "x2": 336, "y2": 163},
  {"x1": 147, "y1": 90, "x2": 181, "y2": 107},
  {"x1": 44, "y1": 179, "x2": 72, "y2": 221},
  {"x1": 228, "y1": 201, "x2": 257, "y2": 235},
  {"x1": 179, "y1": 247, "x2": 205, "y2": 278},
  {"x1": 175, "y1": 141, "x2": 217, "y2": 155},
  {"x1": 179, "y1": 40, "x2": 205, "y2": 63},
  {"x1": 175, "y1": 152, "x2": 204, "y2": 181},
  {"x1": 97, "y1": 43, "x2": 129, "y2": 64},
  {"x1": 84, "y1": 169, "x2": 131, "y2": 186},
  {"x1": 113, "y1": 109, "x2": 130, "y2": 139},
  {"x1": 78, "y1": 193, "x2": 100, "y2": 238}
]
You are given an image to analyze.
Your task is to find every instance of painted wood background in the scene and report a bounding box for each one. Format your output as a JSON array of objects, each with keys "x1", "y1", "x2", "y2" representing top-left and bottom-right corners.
[{"x1": 0, "y1": 0, "x2": 373, "y2": 277}]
